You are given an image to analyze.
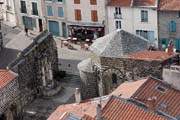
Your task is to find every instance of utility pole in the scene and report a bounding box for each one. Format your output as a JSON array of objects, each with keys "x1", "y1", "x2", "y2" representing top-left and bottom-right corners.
[{"x1": 0, "y1": 1, "x2": 3, "y2": 51}]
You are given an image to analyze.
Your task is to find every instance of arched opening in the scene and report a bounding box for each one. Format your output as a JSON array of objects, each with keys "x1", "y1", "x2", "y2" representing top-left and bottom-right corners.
[
  {"x1": 112, "y1": 73, "x2": 117, "y2": 84},
  {"x1": 0, "y1": 113, "x2": 7, "y2": 120}
]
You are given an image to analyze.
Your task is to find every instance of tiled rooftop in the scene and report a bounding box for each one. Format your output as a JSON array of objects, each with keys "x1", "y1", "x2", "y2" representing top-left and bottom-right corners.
[
  {"x1": 102, "y1": 96, "x2": 166, "y2": 120},
  {"x1": 107, "y1": 0, "x2": 156, "y2": 7},
  {"x1": 125, "y1": 51, "x2": 178, "y2": 61},
  {"x1": 131, "y1": 77, "x2": 180, "y2": 119},
  {"x1": 107, "y1": 0, "x2": 131, "y2": 7},
  {"x1": 0, "y1": 70, "x2": 17, "y2": 89},
  {"x1": 159, "y1": 0, "x2": 180, "y2": 11},
  {"x1": 111, "y1": 79, "x2": 147, "y2": 98},
  {"x1": 133, "y1": 0, "x2": 156, "y2": 6}
]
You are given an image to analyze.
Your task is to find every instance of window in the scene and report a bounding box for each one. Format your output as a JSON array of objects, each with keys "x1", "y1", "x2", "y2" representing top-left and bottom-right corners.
[
  {"x1": 90, "y1": 0, "x2": 97, "y2": 5},
  {"x1": 75, "y1": 9, "x2": 81, "y2": 21},
  {"x1": 141, "y1": 10, "x2": 148, "y2": 22},
  {"x1": 91, "y1": 10, "x2": 98, "y2": 22},
  {"x1": 58, "y1": 7, "x2": 64, "y2": 18},
  {"x1": 115, "y1": 7, "x2": 121, "y2": 15},
  {"x1": 47, "y1": 6, "x2": 53, "y2": 16},
  {"x1": 169, "y1": 21, "x2": 176, "y2": 32},
  {"x1": 136, "y1": 30, "x2": 154, "y2": 41},
  {"x1": 74, "y1": 0, "x2": 80, "y2": 4},
  {"x1": 115, "y1": 21, "x2": 121, "y2": 29},
  {"x1": 32, "y1": 2, "x2": 38, "y2": 15},
  {"x1": 20, "y1": 0, "x2": 27, "y2": 13},
  {"x1": 155, "y1": 86, "x2": 167, "y2": 93},
  {"x1": 112, "y1": 73, "x2": 117, "y2": 84}
]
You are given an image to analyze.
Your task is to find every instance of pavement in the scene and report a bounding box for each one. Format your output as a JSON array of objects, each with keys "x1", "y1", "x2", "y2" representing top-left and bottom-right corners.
[
  {"x1": 0, "y1": 23, "x2": 38, "y2": 69},
  {"x1": 55, "y1": 38, "x2": 91, "y2": 75}
]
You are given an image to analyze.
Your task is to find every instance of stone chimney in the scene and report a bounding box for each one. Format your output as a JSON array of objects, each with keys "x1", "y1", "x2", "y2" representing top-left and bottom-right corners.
[
  {"x1": 167, "y1": 40, "x2": 174, "y2": 55},
  {"x1": 146, "y1": 97, "x2": 156, "y2": 111},
  {"x1": 75, "y1": 88, "x2": 81, "y2": 103},
  {"x1": 96, "y1": 104, "x2": 103, "y2": 120}
]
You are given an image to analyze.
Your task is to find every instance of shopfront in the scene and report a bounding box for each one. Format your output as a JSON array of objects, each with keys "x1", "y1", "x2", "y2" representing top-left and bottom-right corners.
[{"x1": 67, "y1": 23, "x2": 104, "y2": 41}]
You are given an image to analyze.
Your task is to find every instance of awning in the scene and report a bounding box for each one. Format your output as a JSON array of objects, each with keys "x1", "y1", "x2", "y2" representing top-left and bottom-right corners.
[{"x1": 67, "y1": 21, "x2": 104, "y2": 27}]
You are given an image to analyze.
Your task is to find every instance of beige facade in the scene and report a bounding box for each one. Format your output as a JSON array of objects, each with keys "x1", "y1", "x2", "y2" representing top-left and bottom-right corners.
[
  {"x1": 1, "y1": 0, "x2": 17, "y2": 26},
  {"x1": 14, "y1": 0, "x2": 46, "y2": 32},
  {"x1": 44, "y1": 0, "x2": 67, "y2": 37}
]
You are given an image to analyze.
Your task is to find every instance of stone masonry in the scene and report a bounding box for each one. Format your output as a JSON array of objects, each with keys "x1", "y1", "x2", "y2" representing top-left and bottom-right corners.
[{"x1": 7, "y1": 30, "x2": 59, "y2": 119}]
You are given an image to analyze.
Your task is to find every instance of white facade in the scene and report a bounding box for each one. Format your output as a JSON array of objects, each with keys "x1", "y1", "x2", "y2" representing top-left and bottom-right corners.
[
  {"x1": 107, "y1": 6, "x2": 158, "y2": 47},
  {"x1": 15, "y1": 0, "x2": 46, "y2": 32},
  {"x1": 1, "y1": 0, "x2": 17, "y2": 25},
  {"x1": 45, "y1": 0, "x2": 67, "y2": 37}
]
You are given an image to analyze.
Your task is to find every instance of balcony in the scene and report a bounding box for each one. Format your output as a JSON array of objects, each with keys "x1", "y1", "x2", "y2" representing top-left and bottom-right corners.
[{"x1": 114, "y1": 13, "x2": 122, "y2": 19}]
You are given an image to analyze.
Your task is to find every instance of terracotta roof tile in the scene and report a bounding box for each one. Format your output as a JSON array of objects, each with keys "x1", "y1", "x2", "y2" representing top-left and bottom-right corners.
[
  {"x1": 133, "y1": 0, "x2": 156, "y2": 6},
  {"x1": 131, "y1": 77, "x2": 180, "y2": 119},
  {"x1": 47, "y1": 96, "x2": 110, "y2": 120},
  {"x1": 102, "y1": 97, "x2": 167, "y2": 120},
  {"x1": 125, "y1": 51, "x2": 179, "y2": 61},
  {"x1": 0, "y1": 70, "x2": 17, "y2": 89},
  {"x1": 159, "y1": 0, "x2": 180, "y2": 11},
  {"x1": 107, "y1": 0, "x2": 131, "y2": 7},
  {"x1": 111, "y1": 79, "x2": 147, "y2": 98}
]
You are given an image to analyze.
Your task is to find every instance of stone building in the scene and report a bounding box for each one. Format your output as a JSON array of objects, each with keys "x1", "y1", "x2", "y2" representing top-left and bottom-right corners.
[
  {"x1": 158, "y1": 0, "x2": 180, "y2": 51},
  {"x1": 0, "y1": 70, "x2": 20, "y2": 120},
  {"x1": 7, "y1": 30, "x2": 59, "y2": 115},
  {"x1": 78, "y1": 29, "x2": 180, "y2": 100}
]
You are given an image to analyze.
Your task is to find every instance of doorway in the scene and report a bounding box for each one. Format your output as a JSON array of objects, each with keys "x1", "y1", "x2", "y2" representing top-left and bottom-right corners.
[{"x1": 38, "y1": 19, "x2": 43, "y2": 32}]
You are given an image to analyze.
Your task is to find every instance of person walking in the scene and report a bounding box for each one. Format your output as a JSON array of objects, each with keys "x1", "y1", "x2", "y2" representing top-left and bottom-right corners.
[{"x1": 25, "y1": 27, "x2": 28, "y2": 37}]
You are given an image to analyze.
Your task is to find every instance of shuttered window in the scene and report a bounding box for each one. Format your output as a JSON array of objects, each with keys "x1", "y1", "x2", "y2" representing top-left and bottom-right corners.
[
  {"x1": 32, "y1": 2, "x2": 38, "y2": 15},
  {"x1": 169, "y1": 21, "x2": 176, "y2": 32},
  {"x1": 90, "y1": 0, "x2": 97, "y2": 5},
  {"x1": 74, "y1": 0, "x2": 80, "y2": 4},
  {"x1": 58, "y1": 7, "x2": 64, "y2": 18},
  {"x1": 47, "y1": 6, "x2": 53, "y2": 16},
  {"x1": 20, "y1": 1, "x2": 27, "y2": 13},
  {"x1": 75, "y1": 9, "x2": 81, "y2": 21},
  {"x1": 91, "y1": 10, "x2": 98, "y2": 22}
]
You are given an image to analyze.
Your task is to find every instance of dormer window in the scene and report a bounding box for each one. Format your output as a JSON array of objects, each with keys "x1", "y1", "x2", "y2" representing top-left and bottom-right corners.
[{"x1": 155, "y1": 86, "x2": 167, "y2": 93}]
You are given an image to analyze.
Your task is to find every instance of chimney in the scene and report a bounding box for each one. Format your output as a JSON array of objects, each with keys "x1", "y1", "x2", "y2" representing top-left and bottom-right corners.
[
  {"x1": 75, "y1": 88, "x2": 81, "y2": 103},
  {"x1": 167, "y1": 40, "x2": 174, "y2": 55},
  {"x1": 96, "y1": 104, "x2": 103, "y2": 120},
  {"x1": 146, "y1": 97, "x2": 156, "y2": 111}
]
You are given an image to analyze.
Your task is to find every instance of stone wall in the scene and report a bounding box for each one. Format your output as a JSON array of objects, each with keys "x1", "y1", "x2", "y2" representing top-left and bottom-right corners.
[
  {"x1": 7, "y1": 30, "x2": 58, "y2": 116},
  {"x1": 159, "y1": 11, "x2": 180, "y2": 38},
  {"x1": 80, "y1": 71, "x2": 98, "y2": 100},
  {"x1": 0, "y1": 75, "x2": 22, "y2": 120}
]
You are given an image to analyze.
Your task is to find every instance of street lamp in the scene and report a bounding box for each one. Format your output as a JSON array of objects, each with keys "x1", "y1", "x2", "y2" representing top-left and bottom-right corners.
[{"x1": 0, "y1": 1, "x2": 3, "y2": 50}]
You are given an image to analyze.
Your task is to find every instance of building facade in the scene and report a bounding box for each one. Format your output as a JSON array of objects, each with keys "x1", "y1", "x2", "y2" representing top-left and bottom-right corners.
[
  {"x1": 15, "y1": 0, "x2": 46, "y2": 32},
  {"x1": 45, "y1": 0, "x2": 67, "y2": 37},
  {"x1": 1, "y1": 0, "x2": 17, "y2": 26},
  {"x1": 158, "y1": 0, "x2": 180, "y2": 51},
  {"x1": 106, "y1": 0, "x2": 159, "y2": 47},
  {"x1": 66, "y1": 0, "x2": 107, "y2": 40}
]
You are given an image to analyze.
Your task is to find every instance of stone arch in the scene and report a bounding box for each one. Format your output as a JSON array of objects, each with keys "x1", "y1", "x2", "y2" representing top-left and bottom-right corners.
[{"x1": 102, "y1": 68, "x2": 125, "y2": 95}]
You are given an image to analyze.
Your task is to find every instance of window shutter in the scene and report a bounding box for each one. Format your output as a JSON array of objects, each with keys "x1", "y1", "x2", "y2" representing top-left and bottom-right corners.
[
  {"x1": 90, "y1": 0, "x2": 97, "y2": 5},
  {"x1": 52, "y1": 0, "x2": 57, "y2": 2},
  {"x1": 91, "y1": 10, "x2": 98, "y2": 22},
  {"x1": 75, "y1": 9, "x2": 81, "y2": 21},
  {"x1": 74, "y1": 0, "x2": 80, "y2": 4},
  {"x1": 47, "y1": 6, "x2": 53, "y2": 16},
  {"x1": 58, "y1": 7, "x2": 64, "y2": 17}
]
